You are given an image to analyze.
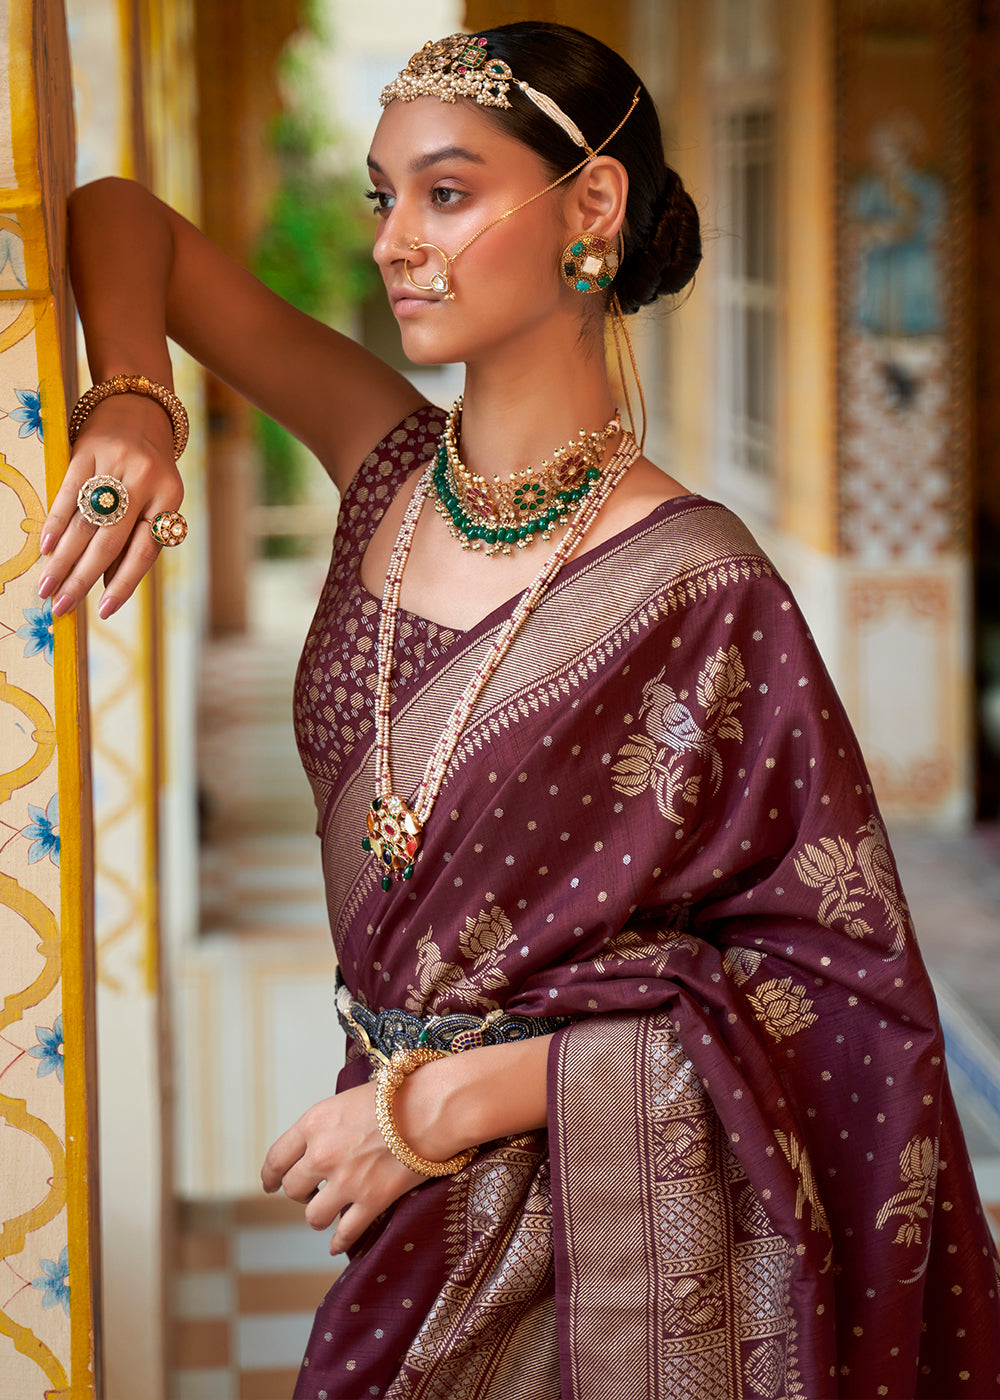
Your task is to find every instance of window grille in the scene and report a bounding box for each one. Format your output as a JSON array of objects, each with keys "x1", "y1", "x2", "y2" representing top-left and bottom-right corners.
[{"x1": 715, "y1": 104, "x2": 778, "y2": 508}]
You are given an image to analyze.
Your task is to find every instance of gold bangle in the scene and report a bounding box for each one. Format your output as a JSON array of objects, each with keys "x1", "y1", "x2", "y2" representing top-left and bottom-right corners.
[
  {"x1": 68, "y1": 374, "x2": 190, "y2": 460},
  {"x1": 373, "y1": 1047, "x2": 477, "y2": 1177}
]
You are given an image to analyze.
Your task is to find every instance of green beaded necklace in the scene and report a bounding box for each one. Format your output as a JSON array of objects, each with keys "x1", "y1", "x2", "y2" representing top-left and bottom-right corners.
[{"x1": 431, "y1": 398, "x2": 620, "y2": 557}]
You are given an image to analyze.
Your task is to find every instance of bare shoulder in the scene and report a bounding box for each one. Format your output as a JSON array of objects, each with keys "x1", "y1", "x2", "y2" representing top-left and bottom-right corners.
[
  {"x1": 621, "y1": 455, "x2": 692, "y2": 506},
  {"x1": 584, "y1": 452, "x2": 691, "y2": 550}
]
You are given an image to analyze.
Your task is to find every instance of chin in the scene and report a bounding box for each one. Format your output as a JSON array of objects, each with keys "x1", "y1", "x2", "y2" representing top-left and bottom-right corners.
[
  {"x1": 399, "y1": 341, "x2": 449, "y2": 368},
  {"x1": 396, "y1": 324, "x2": 467, "y2": 368}
]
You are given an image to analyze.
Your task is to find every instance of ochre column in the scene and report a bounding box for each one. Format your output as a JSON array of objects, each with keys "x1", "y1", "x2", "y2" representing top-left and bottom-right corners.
[{"x1": 0, "y1": 2, "x2": 100, "y2": 1396}]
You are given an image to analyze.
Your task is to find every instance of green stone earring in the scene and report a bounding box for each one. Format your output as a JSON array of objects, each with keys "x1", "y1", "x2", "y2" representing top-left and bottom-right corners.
[{"x1": 560, "y1": 234, "x2": 619, "y2": 293}]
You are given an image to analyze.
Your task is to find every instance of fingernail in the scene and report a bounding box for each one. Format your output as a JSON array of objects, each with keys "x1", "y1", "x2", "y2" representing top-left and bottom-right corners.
[
  {"x1": 98, "y1": 595, "x2": 120, "y2": 620},
  {"x1": 40, "y1": 533, "x2": 56, "y2": 556},
  {"x1": 52, "y1": 594, "x2": 73, "y2": 618},
  {"x1": 38, "y1": 574, "x2": 54, "y2": 598}
]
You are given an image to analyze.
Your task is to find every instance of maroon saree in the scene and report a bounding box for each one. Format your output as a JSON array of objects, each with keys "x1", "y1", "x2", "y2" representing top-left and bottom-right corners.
[{"x1": 292, "y1": 406, "x2": 1000, "y2": 1399}]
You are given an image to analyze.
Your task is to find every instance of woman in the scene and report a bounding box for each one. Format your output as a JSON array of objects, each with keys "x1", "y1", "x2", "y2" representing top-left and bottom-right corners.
[{"x1": 44, "y1": 22, "x2": 1000, "y2": 1400}]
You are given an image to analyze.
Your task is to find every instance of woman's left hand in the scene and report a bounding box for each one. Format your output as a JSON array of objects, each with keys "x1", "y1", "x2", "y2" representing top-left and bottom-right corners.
[{"x1": 261, "y1": 1081, "x2": 425, "y2": 1255}]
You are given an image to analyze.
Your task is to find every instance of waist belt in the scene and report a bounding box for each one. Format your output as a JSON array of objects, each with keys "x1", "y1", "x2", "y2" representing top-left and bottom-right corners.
[{"x1": 335, "y1": 971, "x2": 569, "y2": 1069}]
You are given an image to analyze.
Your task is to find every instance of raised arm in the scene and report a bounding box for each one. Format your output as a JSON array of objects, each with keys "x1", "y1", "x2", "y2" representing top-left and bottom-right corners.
[{"x1": 41, "y1": 176, "x2": 424, "y2": 618}]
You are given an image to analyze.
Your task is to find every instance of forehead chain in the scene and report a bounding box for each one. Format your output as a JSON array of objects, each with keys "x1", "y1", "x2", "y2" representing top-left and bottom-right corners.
[{"x1": 437, "y1": 88, "x2": 641, "y2": 273}]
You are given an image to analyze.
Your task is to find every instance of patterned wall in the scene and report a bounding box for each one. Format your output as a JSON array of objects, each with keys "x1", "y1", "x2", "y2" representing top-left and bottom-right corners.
[
  {"x1": 834, "y1": 0, "x2": 973, "y2": 820},
  {"x1": 66, "y1": 2, "x2": 170, "y2": 1394},
  {"x1": 67, "y1": 1, "x2": 205, "y2": 1395},
  {"x1": 0, "y1": 2, "x2": 97, "y2": 1397}
]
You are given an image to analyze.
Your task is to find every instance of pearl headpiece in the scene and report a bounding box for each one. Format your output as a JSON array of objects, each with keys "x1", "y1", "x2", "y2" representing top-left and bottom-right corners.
[{"x1": 380, "y1": 34, "x2": 594, "y2": 155}]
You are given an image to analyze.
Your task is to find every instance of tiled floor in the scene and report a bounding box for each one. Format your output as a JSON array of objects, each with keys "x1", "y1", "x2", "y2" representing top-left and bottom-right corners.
[
  {"x1": 175, "y1": 560, "x2": 1000, "y2": 1398},
  {"x1": 170, "y1": 1195, "x2": 344, "y2": 1400}
]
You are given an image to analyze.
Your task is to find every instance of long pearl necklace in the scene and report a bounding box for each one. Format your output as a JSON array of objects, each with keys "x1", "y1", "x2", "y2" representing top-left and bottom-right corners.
[{"x1": 363, "y1": 426, "x2": 641, "y2": 890}]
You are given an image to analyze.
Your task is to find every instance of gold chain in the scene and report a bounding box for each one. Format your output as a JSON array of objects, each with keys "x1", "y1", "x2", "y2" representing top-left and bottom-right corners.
[{"x1": 447, "y1": 88, "x2": 640, "y2": 268}]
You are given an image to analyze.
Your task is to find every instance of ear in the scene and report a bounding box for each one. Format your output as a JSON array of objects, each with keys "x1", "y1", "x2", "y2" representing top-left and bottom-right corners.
[{"x1": 563, "y1": 156, "x2": 628, "y2": 240}]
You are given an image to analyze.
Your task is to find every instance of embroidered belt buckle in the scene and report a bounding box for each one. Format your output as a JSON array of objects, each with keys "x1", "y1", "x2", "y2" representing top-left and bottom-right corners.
[{"x1": 335, "y1": 971, "x2": 568, "y2": 1070}]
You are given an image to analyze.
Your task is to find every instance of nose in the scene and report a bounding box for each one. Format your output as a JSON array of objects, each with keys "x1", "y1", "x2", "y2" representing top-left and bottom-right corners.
[{"x1": 373, "y1": 208, "x2": 414, "y2": 272}]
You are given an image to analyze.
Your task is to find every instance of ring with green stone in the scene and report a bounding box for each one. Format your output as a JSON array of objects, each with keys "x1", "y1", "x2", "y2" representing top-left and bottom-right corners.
[{"x1": 77, "y1": 474, "x2": 130, "y2": 528}]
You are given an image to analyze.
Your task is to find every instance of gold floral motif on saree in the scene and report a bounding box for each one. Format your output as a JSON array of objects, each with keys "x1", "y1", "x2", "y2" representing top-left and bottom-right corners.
[
  {"x1": 773, "y1": 1129, "x2": 832, "y2": 1242},
  {"x1": 746, "y1": 977, "x2": 819, "y2": 1042},
  {"x1": 875, "y1": 1134, "x2": 939, "y2": 1283},
  {"x1": 590, "y1": 924, "x2": 701, "y2": 977},
  {"x1": 554, "y1": 1014, "x2": 804, "y2": 1399},
  {"x1": 610, "y1": 646, "x2": 748, "y2": 826},
  {"x1": 723, "y1": 946, "x2": 766, "y2": 986},
  {"x1": 405, "y1": 906, "x2": 517, "y2": 1013},
  {"x1": 793, "y1": 814, "x2": 911, "y2": 955}
]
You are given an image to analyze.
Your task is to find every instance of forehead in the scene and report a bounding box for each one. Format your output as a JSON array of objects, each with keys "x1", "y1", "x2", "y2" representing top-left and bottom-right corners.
[{"x1": 368, "y1": 96, "x2": 543, "y2": 177}]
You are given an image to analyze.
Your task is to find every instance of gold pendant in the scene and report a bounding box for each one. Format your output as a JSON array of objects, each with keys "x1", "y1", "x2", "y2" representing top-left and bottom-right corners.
[{"x1": 363, "y1": 794, "x2": 423, "y2": 890}]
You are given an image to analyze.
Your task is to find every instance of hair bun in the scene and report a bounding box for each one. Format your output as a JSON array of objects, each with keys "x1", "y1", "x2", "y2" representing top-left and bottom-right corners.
[{"x1": 616, "y1": 168, "x2": 702, "y2": 314}]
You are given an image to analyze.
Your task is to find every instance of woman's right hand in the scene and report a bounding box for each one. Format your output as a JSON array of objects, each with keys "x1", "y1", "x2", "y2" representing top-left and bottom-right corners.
[{"x1": 39, "y1": 391, "x2": 184, "y2": 619}]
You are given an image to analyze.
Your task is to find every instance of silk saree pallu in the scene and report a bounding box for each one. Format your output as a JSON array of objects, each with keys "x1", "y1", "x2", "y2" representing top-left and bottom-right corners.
[{"x1": 292, "y1": 411, "x2": 1000, "y2": 1399}]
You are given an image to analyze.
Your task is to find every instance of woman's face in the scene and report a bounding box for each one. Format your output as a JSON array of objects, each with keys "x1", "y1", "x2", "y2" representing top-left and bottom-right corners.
[{"x1": 367, "y1": 97, "x2": 576, "y2": 366}]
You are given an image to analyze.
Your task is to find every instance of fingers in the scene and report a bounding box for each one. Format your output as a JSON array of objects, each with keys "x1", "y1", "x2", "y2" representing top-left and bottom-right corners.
[
  {"x1": 261, "y1": 1123, "x2": 307, "y2": 1194},
  {"x1": 41, "y1": 490, "x2": 182, "y2": 617},
  {"x1": 95, "y1": 523, "x2": 165, "y2": 618},
  {"x1": 280, "y1": 1157, "x2": 327, "y2": 1206},
  {"x1": 41, "y1": 514, "x2": 137, "y2": 617},
  {"x1": 324, "y1": 1200, "x2": 372, "y2": 1257},
  {"x1": 40, "y1": 425, "x2": 183, "y2": 617}
]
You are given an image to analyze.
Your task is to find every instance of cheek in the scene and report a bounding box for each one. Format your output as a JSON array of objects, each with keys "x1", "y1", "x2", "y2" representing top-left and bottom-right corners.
[{"x1": 462, "y1": 219, "x2": 563, "y2": 301}]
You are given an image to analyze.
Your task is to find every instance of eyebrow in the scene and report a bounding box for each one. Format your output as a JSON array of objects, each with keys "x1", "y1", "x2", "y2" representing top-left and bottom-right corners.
[{"x1": 366, "y1": 145, "x2": 487, "y2": 176}]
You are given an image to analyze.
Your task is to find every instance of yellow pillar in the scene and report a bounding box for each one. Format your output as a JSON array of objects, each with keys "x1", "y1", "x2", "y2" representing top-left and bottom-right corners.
[
  {"x1": 68, "y1": 1, "x2": 204, "y2": 1395},
  {"x1": 0, "y1": 2, "x2": 99, "y2": 1397}
]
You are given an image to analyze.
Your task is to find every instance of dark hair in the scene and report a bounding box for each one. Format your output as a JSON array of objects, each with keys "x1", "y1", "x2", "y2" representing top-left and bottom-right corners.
[{"x1": 473, "y1": 21, "x2": 701, "y2": 315}]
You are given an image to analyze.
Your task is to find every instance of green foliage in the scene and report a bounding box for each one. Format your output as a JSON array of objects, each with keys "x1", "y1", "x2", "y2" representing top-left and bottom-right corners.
[
  {"x1": 252, "y1": 101, "x2": 376, "y2": 532},
  {"x1": 255, "y1": 95, "x2": 376, "y2": 320}
]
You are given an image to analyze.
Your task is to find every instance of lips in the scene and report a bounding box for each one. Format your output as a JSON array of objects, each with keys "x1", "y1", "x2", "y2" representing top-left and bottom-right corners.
[
  {"x1": 390, "y1": 288, "x2": 440, "y2": 317},
  {"x1": 391, "y1": 287, "x2": 437, "y2": 304}
]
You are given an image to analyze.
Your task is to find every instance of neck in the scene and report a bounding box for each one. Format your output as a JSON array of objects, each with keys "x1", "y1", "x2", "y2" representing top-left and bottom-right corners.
[{"x1": 456, "y1": 317, "x2": 618, "y2": 478}]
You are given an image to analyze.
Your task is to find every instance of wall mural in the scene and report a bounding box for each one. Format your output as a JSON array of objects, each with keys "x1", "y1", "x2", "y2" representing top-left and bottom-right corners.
[
  {"x1": 0, "y1": 3, "x2": 96, "y2": 1397},
  {"x1": 837, "y1": 0, "x2": 967, "y2": 563},
  {"x1": 836, "y1": 0, "x2": 971, "y2": 818}
]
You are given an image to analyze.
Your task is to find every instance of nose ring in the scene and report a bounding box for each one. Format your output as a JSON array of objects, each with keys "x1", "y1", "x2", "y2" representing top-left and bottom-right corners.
[{"x1": 404, "y1": 240, "x2": 455, "y2": 300}]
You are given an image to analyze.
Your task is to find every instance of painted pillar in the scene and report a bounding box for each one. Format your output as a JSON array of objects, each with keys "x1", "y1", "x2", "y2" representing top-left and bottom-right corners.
[
  {"x1": 0, "y1": 2, "x2": 100, "y2": 1397},
  {"x1": 66, "y1": 5, "x2": 168, "y2": 1395},
  {"x1": 67, "y1": 1, "x2": 204, "y2": 1396}
]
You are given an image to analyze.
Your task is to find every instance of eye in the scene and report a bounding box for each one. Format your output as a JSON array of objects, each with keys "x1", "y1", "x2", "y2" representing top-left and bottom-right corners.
[
  {"x1": 430, "y1": 186, "x2": 466, "y2": 209},
  {"x1": 364, "y1": 188, "x2": 394, "y2": 217}
]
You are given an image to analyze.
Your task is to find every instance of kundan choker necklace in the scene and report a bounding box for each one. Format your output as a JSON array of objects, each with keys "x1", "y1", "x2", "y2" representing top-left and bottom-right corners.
[
  {"x1": 431, "y1": 398, "x2": 621, "y2": 556},
  {"x1": 363, "y1": 428, "x2": 641, "y2": 890}
]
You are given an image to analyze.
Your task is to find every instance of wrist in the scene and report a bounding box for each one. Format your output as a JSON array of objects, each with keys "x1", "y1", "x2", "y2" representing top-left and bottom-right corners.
[
  {"x1": 392, "y1": 1052, "x2": 477, "y2": 1164},
  {"x1": 70, "y1": 375, "x2": 189, "y2": 459}
]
